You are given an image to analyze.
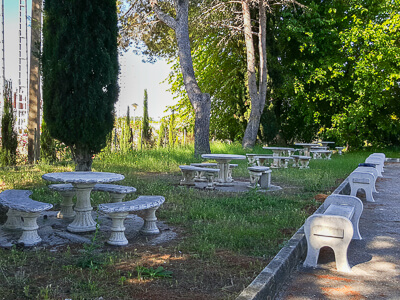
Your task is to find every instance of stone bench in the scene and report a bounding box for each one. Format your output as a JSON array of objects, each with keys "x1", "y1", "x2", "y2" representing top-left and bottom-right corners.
[
  {"x1": 190, "y1": 163, "x2": 237, "y2": 183},
  {"x1": 365, "y1": 154, "x2": 384, "y2": 175},
  {"x1": 48, "y1": 183, "x2": 137, "y2": 219},
  {"x1": 354, "y1": 166, "x2": 379, "y2": 193},
  {"x1": 98, "y1": 195, "x2": 165, "y2": 246},
  {"x1": 310, "y1": 150, "x2": 332, "y2": 159},
  {"x1": 256, "y1": 155, "x2": 293, "y2": 168},
  {"x1": 304, "y1": 194, "x2": 363, "y2": 272},
  {"x1": 349, "y1": 171, "x2": 376, "y2": 202},
  {"x1": 247, "y1": 166, "x2": 272, "y2": 189},
  {"x1": 179, "y1": 165, "x2": 219, "y2": 189},
  {"x1": 0, "y1": 190, "x2": 53, "y2": 246}
]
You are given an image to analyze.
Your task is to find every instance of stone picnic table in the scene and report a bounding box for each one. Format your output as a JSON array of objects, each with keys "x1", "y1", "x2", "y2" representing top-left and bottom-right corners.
[
  {"x1": 201, "y1": 154, "x2": 246, "y2": 186},
  {"x1": 262, "y1": 147, "x2": 295, "y2": 168},
  {"x1": 42, "y1": 172, "x2": 124, "y2": 233}
]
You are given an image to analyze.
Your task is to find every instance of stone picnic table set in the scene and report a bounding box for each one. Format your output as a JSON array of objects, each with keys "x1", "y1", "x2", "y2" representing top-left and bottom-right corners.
[
  {"x1": 0, "y1": 171, "x2": 165, "y2": 247},
  {"x1": 179, "y1": 153, "x2": 279, "y2": 191}
]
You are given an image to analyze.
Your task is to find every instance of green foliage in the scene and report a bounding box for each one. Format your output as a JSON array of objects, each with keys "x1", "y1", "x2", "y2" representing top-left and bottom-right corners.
[
  {"x1": 1, "y1": 81, "x2": 18, "y2": 166},
  {"x1": 40, "y1": 119, "x2": 57, "y2": 163},
  {"x1": 142, "y1": 89, "x2": 152, "y2": 146},
  {"x1": 42, "y1": 0, "x2": 119, "y2": 168},
  {"x1": 157, "y1": 119, "x2": 166, "y2": 148},
  {"x1": 168, "y1": 111, "x2": 175, "y2": 148}
]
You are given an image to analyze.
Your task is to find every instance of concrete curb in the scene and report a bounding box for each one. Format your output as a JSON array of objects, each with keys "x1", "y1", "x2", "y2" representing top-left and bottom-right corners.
[{"x1": 236, "y1": 167, "x2": 354, "y2": 299}]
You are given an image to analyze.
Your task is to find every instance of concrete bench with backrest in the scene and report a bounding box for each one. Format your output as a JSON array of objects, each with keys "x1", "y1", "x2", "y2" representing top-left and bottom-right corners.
[
  {"x1": 365, "y1": 154, "x2": 385, "y2": 175},
  {"x1": 190, "y1": 163, "x2": 237, "y2": 183},
  {"x1": 0, "y1": 190, "x2": 53, "y2": 246},
  {"x1": 98, "y1": 195, "x2": 165, "y2": 246},
  {"x1": 304, "y1": 194, "x2": 363, "y2": 272},
  {"x1": 179, "y1": 165, "x2": 219, "y2": 189},
  {"x1": 49, "y1": 183, "x2": 137, "y2": 219},
  {"x1": 354, "y1": 166, "x2": 379, "y2": 193},
  {"x1": 247, "y1": 166, "x2": 272, "y2": 189},
  {"x1": 348, "y1": 171, "x2": 376, "y2": 202}
]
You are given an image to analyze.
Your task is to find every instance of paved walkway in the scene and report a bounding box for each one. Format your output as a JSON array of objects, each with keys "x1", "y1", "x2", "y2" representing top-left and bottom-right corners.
[{"x1": 277, "y1": 162, "x2": 400, "y2": 299}]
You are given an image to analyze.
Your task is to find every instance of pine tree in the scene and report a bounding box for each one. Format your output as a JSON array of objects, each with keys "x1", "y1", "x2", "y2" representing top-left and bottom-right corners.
[
  {"x1": 1, "y1": 81, "x2": 18, "y2": 166},
  {"x1": 42, "y1": 0, "x2": 119, "y2": 171},
  {"x1": 142, "y1": 89, "x2": 151, "y2": 146}
]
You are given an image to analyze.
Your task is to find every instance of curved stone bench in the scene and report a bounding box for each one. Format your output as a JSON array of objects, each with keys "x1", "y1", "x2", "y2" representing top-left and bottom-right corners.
[
  {"x1": 304, "y1": 194, "x2": 363, "y2": 272},
  {"x1": 354, "y1": 166, "x2": 379, "y2": 193},
  {"x1": 0, "y1": 190, "x2": 53, "y2": 246},
  {"x1": 93, "y1": 184, "x2": 137, "y2": 202},
  {"x1": 365, "y1": 155, "x2": 384, "y2": 175},
  {"x1": 98, "y1": 195, "x2": 165, "y2": 246},
  {"x1": 247, "y1": 166, "x2": 272, "y2": 189},
  {"x1": 49, "y1": 183, "x2": 137, "y2": 219}
]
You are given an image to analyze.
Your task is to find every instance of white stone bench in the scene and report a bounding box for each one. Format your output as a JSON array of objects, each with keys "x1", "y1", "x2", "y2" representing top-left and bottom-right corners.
[
  {"x1": 179, "y1": 165, "x2": 219, "y2": 189},
  {"x1": 365, "y1": 155, "x2": 384, "y2": 175},
  {"x1": 0, "y1": 190, "x2": 53, "y2": 246},
  {"x1": 98, "y1": 195, "x2": 165, "y2": 246},
  {"x1": 256, "y1": 155, "x2": 293, "y2": 168},
  {"x1": 349, "y1": 171, "x2": 376, "y2": 202},
  {"x1": 247, "y1": 166, "x2": 272, "y2": 189},
  {"x1": 48, "y1": 183, "x2": 137, "y2": 219},
  {"x1": 190, "y1": 163, "x2": 237, "y2": 183},
  {"x1": 335, "y1": 146, "x2": 345, "y2": 155},
  {"x1": 354, "y1": 166, "x2": 379, "y2": 193},
  {"x1": 304, "y1": 194, "x2": 363, "y2": 272},
  {"x1": 310, "y1": 150, "x2": 332, "y2": 159}
]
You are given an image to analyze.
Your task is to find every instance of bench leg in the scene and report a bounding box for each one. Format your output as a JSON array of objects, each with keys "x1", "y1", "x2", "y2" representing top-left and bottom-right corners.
[
  {"x1": 140, "y1": 206, "x2": 160, "y2": 235},
  {"x1": 259, "y1": 171, "x2": 272, "y2": 189},
  {"x1": 109, "y1": 193, "x2": 127, "y2": 203},
  {"x1": 107, "y1": 212, "x2": 129, "y2": 246},
  {"x1": 19, "y1": 212, "x2": 42, "y2": 246},
  {"x1": 4, "y1": 209, "x2": 22, "y2": 230},
  {"x1": 204, "y1": 172, "x2": 216, "y2": 190},
  {"x1": 57, "y1": 190, "x2": 76, "y2": 219},
  {"x1": 299, "y1": 159, "x2": 310, "y2": 169},
  {"x1": 180, "y1": 170, "x2": 196, "y2": 186},
  {"x1": 248, "y1": 172, "x2": 262, "y2": 188}
]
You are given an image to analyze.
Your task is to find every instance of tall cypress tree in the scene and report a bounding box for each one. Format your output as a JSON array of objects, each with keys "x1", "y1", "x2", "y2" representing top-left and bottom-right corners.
[
  {"x1": 142, "y1": 89, "x2": 151, "y2": 145},
  {"x1": 42, "y1": 0, "x2": 119, "y2": 171}
]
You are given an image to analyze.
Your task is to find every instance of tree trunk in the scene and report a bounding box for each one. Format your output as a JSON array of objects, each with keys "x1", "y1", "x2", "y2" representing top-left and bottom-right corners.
[
  {"x1": 242, "y1": 0, "x2": 268, "y2": 149},
  {"x1": 151, "y1": 0, "x2": 211, "y2": 157},
  {"x1": 28, "y1": 0, "x2": 42, "y2": 163},
  {"x1": 72, "y1": 146, "x2": 93, "y2": 171}
]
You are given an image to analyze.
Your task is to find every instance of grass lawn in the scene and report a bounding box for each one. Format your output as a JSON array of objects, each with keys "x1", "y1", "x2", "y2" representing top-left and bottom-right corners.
[{"x1": 0, "y1": 142, "x2": 397, "y2": 299}]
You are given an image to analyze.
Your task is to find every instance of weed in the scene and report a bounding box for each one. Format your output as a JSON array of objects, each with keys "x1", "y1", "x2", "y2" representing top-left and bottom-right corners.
[{"x1": 136, "y1": 266, "x2": 173, "y2": 280}]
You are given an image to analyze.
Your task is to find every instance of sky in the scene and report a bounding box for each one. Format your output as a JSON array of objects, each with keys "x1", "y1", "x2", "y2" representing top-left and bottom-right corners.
[{"x1": 2, "y1": 0, "x2": 176, "y2": 120}]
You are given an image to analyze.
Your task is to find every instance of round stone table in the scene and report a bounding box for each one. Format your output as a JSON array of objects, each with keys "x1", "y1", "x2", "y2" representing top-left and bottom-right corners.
[
  {"x1": 42, "y1": 172, "x2": 124, "y2": 233},
  {"x1": 201, "y1": 154, "x2": 246, "y2": 186}
]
